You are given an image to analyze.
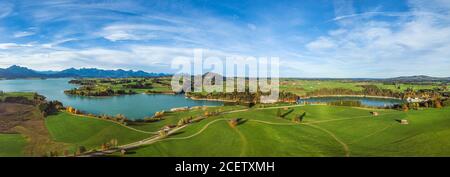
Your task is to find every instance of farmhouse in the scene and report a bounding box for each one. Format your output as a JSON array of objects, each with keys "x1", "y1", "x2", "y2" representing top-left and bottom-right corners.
[
  {"x1": 171, "y1": 107, "x2": 189, "y2": 112},
  {"x1": 120, "y1": 149, "x2": 127, "y2": 155},
  {"x1": 443, "y1": 92, "x2": 450, "y2": 97},
  {"x1": 406, "y1": 97, "x2": 425, "y2": 103},
  {"x1": 161, "y1": 126, "x2": 171, "y2": 132},
  {"x1": 370, "y1": 111, "x2": 379, "y2": 116},
  {"x1": 400, "y1": 119, "x2": 409, "y2": 125}
]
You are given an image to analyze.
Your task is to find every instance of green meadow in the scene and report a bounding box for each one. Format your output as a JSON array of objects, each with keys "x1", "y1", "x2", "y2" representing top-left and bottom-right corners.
[
  {"x1": 3, "y1": 101, "x2": 450, "y2": 156},
  {"x1": 0, "y1": 92, "x2": 36, "y2": 101},
  {"x1": 0, "y1": 134, "x2": 27, "y2": 157},
  {"x1": 120, "y1": 105, "x2": 450, "y2": 157},
  {"x1": 45, "y1": 112, "x2": 151, "y2": 151}
]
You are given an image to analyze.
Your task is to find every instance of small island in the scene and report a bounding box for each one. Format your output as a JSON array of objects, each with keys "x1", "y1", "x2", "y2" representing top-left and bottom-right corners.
[{"x1": 64, "y1": 77, "x2": 176, "y2": 96}]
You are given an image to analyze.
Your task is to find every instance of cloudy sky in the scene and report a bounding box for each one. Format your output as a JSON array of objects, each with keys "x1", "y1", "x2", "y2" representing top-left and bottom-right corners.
[{"x1": 0, "y1": 0, "x2": 450, "y2": 78}]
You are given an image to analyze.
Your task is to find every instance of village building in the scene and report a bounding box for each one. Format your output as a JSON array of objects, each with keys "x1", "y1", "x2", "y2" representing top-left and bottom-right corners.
[
  {"x1": 406, "y1": 97, "x2": 425, "y2": 103},
  {"x1": 171, "y1": 106, "x2": 189, "y2": 112},
  {"x1": 400, "y1": 119, "x2": 409, "y2": 125},
  {"x1": 161, "y1": 125, "x2": 173, "y2": 132}
]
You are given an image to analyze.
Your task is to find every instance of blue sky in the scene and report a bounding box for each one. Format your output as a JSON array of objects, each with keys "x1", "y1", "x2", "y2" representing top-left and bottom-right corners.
[{"x1": 0, "y1": 0, "x2": 450, "y2": 78}]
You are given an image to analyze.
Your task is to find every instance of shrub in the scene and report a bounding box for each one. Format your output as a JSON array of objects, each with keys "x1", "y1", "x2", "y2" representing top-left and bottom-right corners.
[
  {"x1": 443, "y1": 99, "x2": 450, "y2": 107},
  {"x1": 402, "y1": 104, "x2": 409, "y2": 112},
  {"x1": 228, "y1": 119, "x2": 238, "y2": 127}
]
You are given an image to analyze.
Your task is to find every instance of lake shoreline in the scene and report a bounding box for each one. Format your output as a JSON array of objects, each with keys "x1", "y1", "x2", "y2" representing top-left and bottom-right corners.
[{"x1": 186, "y1": 96, "x2": 237, "y2": 103}]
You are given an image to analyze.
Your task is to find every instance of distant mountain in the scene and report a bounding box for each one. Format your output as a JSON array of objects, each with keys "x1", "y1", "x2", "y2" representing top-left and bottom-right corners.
[
  {"x1": 386, "y1": 75, "x2": 450, "y2": 82},
  {"x1": 0, "y1": 65, "x2": 47, "y2": 79},
  {"x1": 0, "y1": 65, "x2": 170, "y2": 79},
  {"x1": 59, "y1": 68, "x2": 169, "y2": 78}
]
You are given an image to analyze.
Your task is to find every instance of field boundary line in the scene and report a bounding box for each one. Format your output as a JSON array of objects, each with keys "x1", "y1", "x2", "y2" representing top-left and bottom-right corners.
[
  {"x1": 249, "y1": 119, "x2": 298, "y2": 125},
  {"x1": 304, "y1": 112, "x2": 404, "y2": 124},
  {"x1": 64, "y1": 111, "x2": 157, "y2": 134},
  {"x1": 349, "y1": 123, "x2": 396, "y2": 144},
  {"x1": 303, "y1": 123, "x2": 350, "y2": 157}
]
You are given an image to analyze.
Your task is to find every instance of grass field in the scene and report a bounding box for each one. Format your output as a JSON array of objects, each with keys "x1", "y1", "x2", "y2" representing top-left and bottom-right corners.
[
  {"x1": 0, "y1": 92, "x2": 36, "y2": 101},
  {"x1": 279, "y1": 79, "x2": 442, "y2": 96},
  {"x1": 120, "y1": 105, "x2": 450, "y2": 157},
  {"x1": 45, "y1": 112, "x2": 151, "y2": 152},
  {"x1": 0, "y1": 134, "x2": 27, "y2": 157},
  {"x1": 2, "y1": 103, "x2": 449, "y2": 157}
]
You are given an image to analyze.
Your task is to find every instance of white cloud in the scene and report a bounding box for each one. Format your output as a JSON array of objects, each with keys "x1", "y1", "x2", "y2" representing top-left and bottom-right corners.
[
  {"x1": 306, "y1": 37, "x2": 336, "y2": 51},
  {"x1": 298, "y1": 0, "x2": 450, "y2": 77},
  {"x1": 0, "y1": 42, "x2": 250, "y2": 73},
  {"x1": 305, "y1": 25, "x2": 450, "y2": 77},
  {"x1": 13, "y1": 31, "x2": 36, "y2": 38},
  {"x1": 0, "y1": 43, "x2": 33, "y2": 49},
  {"x1": 98, "y1": 24, "x2": 173, "y2": 41}
]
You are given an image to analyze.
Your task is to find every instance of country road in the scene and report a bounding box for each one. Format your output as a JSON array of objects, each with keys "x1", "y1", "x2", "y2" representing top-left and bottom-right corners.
[{"x1": 76, "y1": 103, "x2": 345, "y2": 157}]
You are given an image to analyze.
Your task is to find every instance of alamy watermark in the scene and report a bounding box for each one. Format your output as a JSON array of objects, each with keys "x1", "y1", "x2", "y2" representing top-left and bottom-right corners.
[{"x1": 170, "y1": 49, "x2": 280, "y2": 103}]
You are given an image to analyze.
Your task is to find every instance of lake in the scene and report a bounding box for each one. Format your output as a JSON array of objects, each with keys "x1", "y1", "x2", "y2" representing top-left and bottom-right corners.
[
  {"x1": 298, "y1": 96, "x2": 404, "y2": 107},
  {"x1": 0, "y1": 78, "x2": 223, "y2": 120}
]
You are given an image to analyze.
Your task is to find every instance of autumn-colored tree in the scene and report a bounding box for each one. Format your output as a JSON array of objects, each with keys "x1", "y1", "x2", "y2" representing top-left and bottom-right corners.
[
  {"x1": 101, "y1": 143, "x2": 109, "y2": 151},
  {"x1": 402, "y1": 104, "x2": 409, "y2": 112},
  {"x1": 159, "y1": 130, "x2": 168, "y2": 137},
  {"x1": 228, "y1": 119, "x2": 238, "y2": 127},
  {"x1": 110, "y1": 139, "x2": 118, "y2": 148},
  {"x1": 66, "y1": 106, "x2": 74, "y2": 113},
  {"x1": 435, "y1": 100, "x2": 442, "y2": 108},
  {"x1": 63, "y1": 150, "x2": 69, "y2": 157},
  {"x1": 154, "y1": 111, "x2": 165, "y2": 118},
  {"x1": 177, "y1": 117, "x2": 192, "y2": 127}
]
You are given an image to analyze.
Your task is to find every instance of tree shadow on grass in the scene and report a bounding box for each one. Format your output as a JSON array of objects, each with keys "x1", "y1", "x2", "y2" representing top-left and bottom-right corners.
[{"x1": 236, "y1": 118, "x2": 248, "y2": 126}]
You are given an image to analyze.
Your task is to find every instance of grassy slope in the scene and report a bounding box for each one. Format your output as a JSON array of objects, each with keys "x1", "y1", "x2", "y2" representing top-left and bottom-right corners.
[
  {"x1": 0, "y1": 92, "x2": 36, "y2": 101},
  {"x1": 0, "y1": 134, "x2": 27, "y2": 157},
  {"x1": 124, "y1": 105, "x2": 450, "y2": 157},
  {"x1": 45, "y1": 112, "x2": 150, "y2": 151}
]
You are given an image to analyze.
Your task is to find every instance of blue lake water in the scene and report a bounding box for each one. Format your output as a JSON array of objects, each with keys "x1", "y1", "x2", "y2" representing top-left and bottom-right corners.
[{"x1": 0, "y1": 78, "x2": 223, "y2": 120}]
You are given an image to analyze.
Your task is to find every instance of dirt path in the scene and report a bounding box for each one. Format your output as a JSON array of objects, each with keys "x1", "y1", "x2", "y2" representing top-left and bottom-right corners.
[
  {"x1": 232, "y1": 127, "x2": 248, "y2": 157},
  {"x1": 162, "y1": 119, "x2": 227, "y2": 141},
  {"x1": 303, "y1": 123, "x2": 350, "y2": 157},
  {"x1": 78, "y1": 125, "x2": 187, "y2": 157}
]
